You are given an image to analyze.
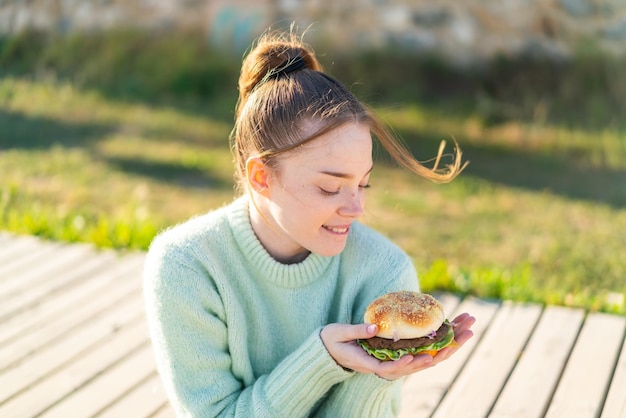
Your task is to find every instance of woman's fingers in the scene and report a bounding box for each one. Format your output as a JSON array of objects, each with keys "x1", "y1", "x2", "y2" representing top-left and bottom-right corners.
[
  {"x1": 452, "y1": 313, "x2": 476, "y2": 337},
  {"x1": 451, "y1": 312, "x2": 474, "y2": 328},
  {"x1": 321, "y1": 313, "x2": 476, "y2": 379},
  {"x1": 320, "y1": 323, "x2": 382, "y2": 373},
  {"x1": 431, "y1": 313, "x2": 475, "y2": 363}
]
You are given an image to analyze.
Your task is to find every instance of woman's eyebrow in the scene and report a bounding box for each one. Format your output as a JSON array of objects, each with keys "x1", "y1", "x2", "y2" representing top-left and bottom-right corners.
[{"x1": 319, "y1": 165, "x2": 374, "y2": 179}]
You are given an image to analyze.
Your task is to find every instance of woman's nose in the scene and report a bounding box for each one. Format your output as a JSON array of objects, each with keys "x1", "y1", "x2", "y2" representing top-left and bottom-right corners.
[{"x1": 338, "y1": 192, "x2": 364, "y2": 217}]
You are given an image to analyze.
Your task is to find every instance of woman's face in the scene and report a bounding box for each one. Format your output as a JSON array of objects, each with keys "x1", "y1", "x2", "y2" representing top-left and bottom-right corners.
[{"x1": 251, "y1": 123, "x2": 373, "y2": 263}]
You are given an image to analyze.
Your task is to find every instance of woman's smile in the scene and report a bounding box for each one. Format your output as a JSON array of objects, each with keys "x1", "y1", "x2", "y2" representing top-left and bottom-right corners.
[{"x1": 322, "y1": 224, "x2": 351, "y2": 235}]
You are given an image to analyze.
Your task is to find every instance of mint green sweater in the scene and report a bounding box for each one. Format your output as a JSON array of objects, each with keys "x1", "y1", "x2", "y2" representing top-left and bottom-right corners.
[{"x1": 143, "y1": 197, "x2": 419, "y2": 417}]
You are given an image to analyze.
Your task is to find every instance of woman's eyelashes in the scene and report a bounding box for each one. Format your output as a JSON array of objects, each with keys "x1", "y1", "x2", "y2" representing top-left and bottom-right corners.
[
  {"x1": 319, "y1": 187, "x2": 340, "y2": 196},
  {"x1": 318, "y1": 184, "x2": 371, "y2": 196}
]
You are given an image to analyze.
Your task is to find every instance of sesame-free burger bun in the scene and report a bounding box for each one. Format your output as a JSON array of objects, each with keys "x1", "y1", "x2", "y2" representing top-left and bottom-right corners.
[{"x1": 364, "y1": 291, "x2": 445, "y2": 340}]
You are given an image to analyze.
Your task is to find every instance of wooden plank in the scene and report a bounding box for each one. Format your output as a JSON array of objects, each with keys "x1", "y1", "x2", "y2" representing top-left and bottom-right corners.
[
  {"x1": 0, "y1": 233, "x2": 43, "y2": 253},
  {"x1": 0, "y1": 269, "x2": 142, "y2": 371},
  {"x1": 0, "y1": 244, "x2": 111, "y2": 301},
  {"x1": 601, "y1": 329, "x2": 626, "y2": 418},
  {"x1": 1, "y1": 233, "x2": 621, "y2": 418},
  {"x1": 148, "y1": 404, "x2": 177, "y2": 418},
  {"x1": 0, "y1": 253, "x2": 140, "y2": 345},
  {"x1": 431, "y1": 301, "x2": 543, "y2": 418},
  {"x1": 0, "y1": 239, "x2": 61, "y2": 279},
  {"x1": 545, "y1": 312, "x2": 626, "y2": 418},
  {"x1": 0, "y1": 232, "x2": 13, "y2": 246},
  {"x1": 0, "y1": 296, "x2": 145, "y2": 406},
  {"x1": 0, "y1": 246, "x2": 103, "y2": 320},
  {"x1": 37, "y1": 343, "x2": 157, "y2": 418},
  {"x1": 399, "y1": 296, "x2": 500, "y2": 418},
  {"x1": 95, "y1": 372, "x2": 169, "y2": 418},
  {"x1": 489, "y1": 305, "x2": 586, "y2": 418},
  {"x1": 0, "y1": 234, "x2": 49, "y2": 266},
  {"x1": 0, "y1": 317, "x2": 149, "y2": 417}
]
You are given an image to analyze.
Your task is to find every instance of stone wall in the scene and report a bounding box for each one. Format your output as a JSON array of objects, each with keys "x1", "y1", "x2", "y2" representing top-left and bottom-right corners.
[{"x1": 0, "y1": 0, "x2": 624, "y2": 64}]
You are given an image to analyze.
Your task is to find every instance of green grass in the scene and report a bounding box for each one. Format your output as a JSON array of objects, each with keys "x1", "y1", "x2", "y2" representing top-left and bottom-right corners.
[
  {"x1": 0, "y1": 77, "x2": 235, "y2": 248},
  {"x1": 1, "y1": 31, "x2": 625, "y2": 314}
]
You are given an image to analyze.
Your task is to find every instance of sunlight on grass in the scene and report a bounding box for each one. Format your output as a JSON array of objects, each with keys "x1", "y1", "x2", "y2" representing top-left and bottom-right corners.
[
  {"x1": 0, "y1": 77, "x2": 231, "y2": 145},
  {"x1": 0, "y1": 77, "x2": 235, "y2": 249},
  {"x1": 362, "y1": 164, "x2": 626, "y2": 314},
  {"x1": 1, "y1": 76, "x2": 624, "y2": 314},
  {"x1": 380, "y1": 104, "x2": 626, "y2": 170}
]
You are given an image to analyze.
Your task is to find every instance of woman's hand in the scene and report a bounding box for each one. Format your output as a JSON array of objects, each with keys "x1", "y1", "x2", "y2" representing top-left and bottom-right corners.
[{"x1": 320, "y1": 313, "x2": 475, "y2": 380}]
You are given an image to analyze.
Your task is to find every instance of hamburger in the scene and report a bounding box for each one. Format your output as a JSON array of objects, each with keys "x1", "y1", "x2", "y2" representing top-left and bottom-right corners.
[{"x1": 358, "y1": 291, "x2": 456, "y2": 361}]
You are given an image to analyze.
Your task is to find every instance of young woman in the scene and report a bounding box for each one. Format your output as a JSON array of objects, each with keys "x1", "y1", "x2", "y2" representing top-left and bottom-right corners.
[{"x1": 143, "y1": 30, "x2": 475, "y2": 417}]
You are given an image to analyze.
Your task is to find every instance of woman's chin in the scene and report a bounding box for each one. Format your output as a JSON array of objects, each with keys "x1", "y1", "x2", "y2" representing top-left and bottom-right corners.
[{"x1": 312, "y1": 241, "x2": 347, "y2": 258}]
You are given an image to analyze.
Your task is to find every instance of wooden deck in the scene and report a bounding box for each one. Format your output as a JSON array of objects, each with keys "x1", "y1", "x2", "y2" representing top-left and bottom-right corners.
[{"x1": 0, "y1": 232, "x2": 624, "y2": 418}]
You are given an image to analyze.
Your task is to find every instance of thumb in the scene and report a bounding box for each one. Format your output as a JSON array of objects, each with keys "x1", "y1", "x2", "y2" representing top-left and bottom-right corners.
[
  {"x1": 363, "y1": 323, "x2": 379, "y2": 338},
  {"x1": 333, "y1": 323, "x2": 379, "y2": 342},
  {"x1": 321, "y1": 323, "x2": 379, "y2": 346}
]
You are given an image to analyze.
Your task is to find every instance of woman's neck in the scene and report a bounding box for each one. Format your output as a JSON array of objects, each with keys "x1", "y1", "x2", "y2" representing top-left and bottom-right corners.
[{"x1": 248, "y1": 194, "x2": 310, "y2": 264}]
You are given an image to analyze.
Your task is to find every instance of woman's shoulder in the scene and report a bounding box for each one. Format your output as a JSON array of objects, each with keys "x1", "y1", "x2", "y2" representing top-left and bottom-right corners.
[
  {"x1": 148, "y1": 197, "x2": 243, "y2": 256},
  {"x1": 341, "y1": 222, "x2": 419, "y2": 304},
  {"x1": 343, "y1": 222, "x2": 412, "y2": 271},
  {"x1": 347, "y1": 222, "x2": 406, "y2": 256}
]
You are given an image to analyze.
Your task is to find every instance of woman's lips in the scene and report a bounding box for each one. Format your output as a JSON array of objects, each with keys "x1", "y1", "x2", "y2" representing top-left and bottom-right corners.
[{"x1": 322, "y1": 225, "x2": 350, "y2": 234}]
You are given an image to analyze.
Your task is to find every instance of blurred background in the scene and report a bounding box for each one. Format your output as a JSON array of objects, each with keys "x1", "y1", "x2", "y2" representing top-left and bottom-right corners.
[{"x1": 0, "y1": 0, "x2": 624, "y2": 313}]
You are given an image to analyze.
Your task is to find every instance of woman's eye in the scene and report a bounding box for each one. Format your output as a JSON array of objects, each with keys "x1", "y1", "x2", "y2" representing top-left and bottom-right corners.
[
  {"x1": 319, "y1": 184, "x2": 370, "y2": 196},
  {"x1": 319, "y1": 187, "x2": 340, "y2": 196}
]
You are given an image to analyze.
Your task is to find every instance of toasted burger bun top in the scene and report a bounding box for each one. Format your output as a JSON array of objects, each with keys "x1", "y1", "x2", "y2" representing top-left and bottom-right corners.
[{"x1": 364, "y1": 291, "x2": 445, "y2": 340}]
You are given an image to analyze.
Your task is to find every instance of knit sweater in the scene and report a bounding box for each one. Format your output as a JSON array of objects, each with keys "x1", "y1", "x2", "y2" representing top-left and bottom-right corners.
[{"x1": 143, "y1": 196, "x2": 420, "y2": 417}]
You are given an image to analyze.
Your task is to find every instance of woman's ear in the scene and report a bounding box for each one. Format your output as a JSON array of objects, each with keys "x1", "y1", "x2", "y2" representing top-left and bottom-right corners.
[{"x1": 246, "y1": 157, "x2": 270, "y2": 196}]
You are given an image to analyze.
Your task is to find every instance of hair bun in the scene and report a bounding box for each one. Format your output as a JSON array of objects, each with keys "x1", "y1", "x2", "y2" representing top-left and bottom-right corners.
[{"x1": 237, "y1": 32, "x2": 322, "y2": 112}]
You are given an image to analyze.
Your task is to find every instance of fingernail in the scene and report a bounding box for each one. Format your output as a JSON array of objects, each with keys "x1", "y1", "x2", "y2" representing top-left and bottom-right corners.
[{"x1": 367, "y1": 324, "x2": 377, "y2": 334}]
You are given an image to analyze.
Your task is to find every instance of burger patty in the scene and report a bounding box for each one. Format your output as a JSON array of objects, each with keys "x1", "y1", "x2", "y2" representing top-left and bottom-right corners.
[{"x1": 362, "y1": 321, "x2": 451, "y2": 350}]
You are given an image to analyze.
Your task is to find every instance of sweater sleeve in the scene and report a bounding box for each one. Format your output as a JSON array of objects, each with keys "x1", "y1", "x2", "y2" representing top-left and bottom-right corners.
[
  {"x1": 313, "y1": 374, "x2": 403, "y2": 418},
  {"x1": 143, "y1": 240, "x2": 350, "y2": 418}
]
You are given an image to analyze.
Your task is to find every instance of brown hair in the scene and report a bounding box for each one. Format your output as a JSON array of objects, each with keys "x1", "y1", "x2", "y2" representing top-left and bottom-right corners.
[{"x1": 230, "y1": 30, "x2": 466, "y2": 194}]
